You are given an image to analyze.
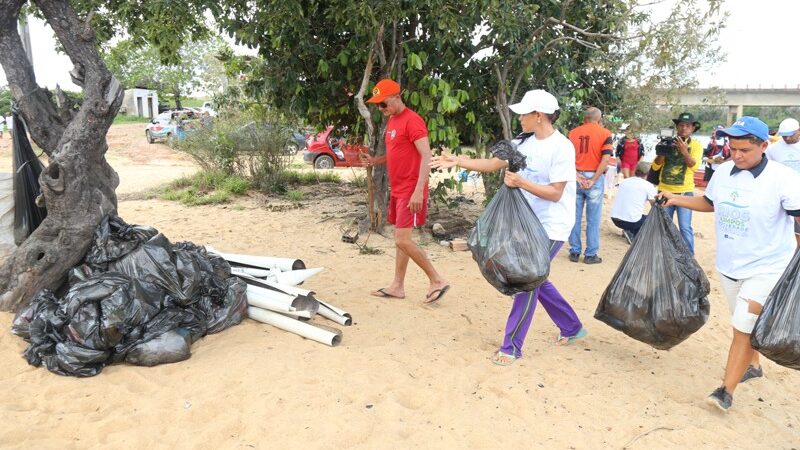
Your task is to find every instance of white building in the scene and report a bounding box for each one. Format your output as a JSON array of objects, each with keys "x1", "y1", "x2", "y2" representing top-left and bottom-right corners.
[{"x1": 121, "y1": 88, "x2": 159, "y2": 118}]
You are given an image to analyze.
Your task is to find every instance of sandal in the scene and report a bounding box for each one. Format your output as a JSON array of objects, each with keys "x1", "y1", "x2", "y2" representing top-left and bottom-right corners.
[
  {"x1": 555, "y1": 327, "x2": 588, "y2": 346},
  {"x1": 491, "y1": 351, "x2": 518, "y2": 366}
]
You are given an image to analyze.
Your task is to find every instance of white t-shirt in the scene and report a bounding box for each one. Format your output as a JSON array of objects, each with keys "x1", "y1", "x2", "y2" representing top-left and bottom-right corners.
[
  {"x1": 705, "y1": 158, "x2": 800, "y2": 279},
  {"x1": 766, "y1": 140, "x2": 800, "y2": 173},
  {"x1": 610, "y1": 176, "x2": 657, "y2": 222},
  {"x1": 514, "y1": 130, "x2": 577, "y2": 242}
]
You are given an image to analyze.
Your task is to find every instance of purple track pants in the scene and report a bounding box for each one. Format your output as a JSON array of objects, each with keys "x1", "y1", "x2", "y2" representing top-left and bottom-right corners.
[{"x1": 500, "y1": 241, "x2": 583, "y2": 358}]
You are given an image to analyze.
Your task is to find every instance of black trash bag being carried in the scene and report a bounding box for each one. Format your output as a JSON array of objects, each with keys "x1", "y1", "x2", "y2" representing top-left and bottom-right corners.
[
  {"x1": 11, "y1": 111, "x2": 47, "y2": 244},
  {"x1": 751, "y1": 250, "x2": 800, "y2": 370},
  {"x1": 594, "y1": 204, "x2": 710, "y2": 350},
  {"x1": 467, "y1": 140, "x2": 550, "y2": 295}
]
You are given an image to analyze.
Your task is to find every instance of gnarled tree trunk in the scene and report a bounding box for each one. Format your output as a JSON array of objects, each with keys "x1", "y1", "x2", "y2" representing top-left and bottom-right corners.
[{"x1": 0, "y1": 0, "x2": 122, "y2": 312}]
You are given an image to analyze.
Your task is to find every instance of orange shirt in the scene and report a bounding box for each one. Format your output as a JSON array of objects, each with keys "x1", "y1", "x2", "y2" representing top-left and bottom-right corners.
[{"x1": 568, "y1": 122, "x2": 613, "y2": 171}]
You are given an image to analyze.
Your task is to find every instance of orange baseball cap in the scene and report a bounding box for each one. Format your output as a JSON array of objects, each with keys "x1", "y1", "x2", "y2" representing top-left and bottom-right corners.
[{"x1": 366, "y1": 79, "x2": 401, "y2": 103}]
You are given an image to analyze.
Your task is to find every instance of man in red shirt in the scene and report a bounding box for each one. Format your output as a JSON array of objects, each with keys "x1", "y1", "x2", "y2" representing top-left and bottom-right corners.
[
  {"x1": 361, "y1": 79, "x2": 450, "y2": 303},
  {"x1": 567, "y1": 107, "x2": 613, "y2": 264}
]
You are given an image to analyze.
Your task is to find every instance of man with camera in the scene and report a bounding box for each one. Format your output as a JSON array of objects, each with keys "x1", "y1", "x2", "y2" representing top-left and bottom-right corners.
[{"x1": 650, "y1": 112, "x2": 704, "y2": 254}]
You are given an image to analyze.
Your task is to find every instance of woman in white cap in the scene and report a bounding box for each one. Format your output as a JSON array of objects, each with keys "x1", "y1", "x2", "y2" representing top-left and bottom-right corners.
[{"x1": 431, "y1": 89, "x2": 587, "y2": 365}]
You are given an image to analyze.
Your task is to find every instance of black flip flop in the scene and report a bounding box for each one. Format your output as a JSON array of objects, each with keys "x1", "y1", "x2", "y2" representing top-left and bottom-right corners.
[
  {"x1": 371, "y1": 288, "x2": 405, "y2": 299},
  {"x1": 424, "y1": 285, "x2": 451, "y2": 303}
]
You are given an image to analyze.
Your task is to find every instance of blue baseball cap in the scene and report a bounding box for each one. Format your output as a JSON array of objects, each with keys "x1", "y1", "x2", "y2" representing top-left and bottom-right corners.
[{"x1": 717, "y1": 116, "x2": 769, "y2": 142}]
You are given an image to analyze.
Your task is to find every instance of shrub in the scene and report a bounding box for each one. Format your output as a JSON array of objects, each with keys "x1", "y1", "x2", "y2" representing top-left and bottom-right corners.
[
  {"x1": 159, "y1": 170, "x2": 250, "y2": 206},
  {"x1": 173, "y1": 112, "x2": 295, "y2": 192}
]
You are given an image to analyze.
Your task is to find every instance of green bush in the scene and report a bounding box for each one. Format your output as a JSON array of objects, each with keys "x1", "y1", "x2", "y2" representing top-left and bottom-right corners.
[
  {"x1": 159, "y1": 170, "x2": 250, "y2": 206},
  {"x1": 350, "y1": 171, "x2": 368, "y2": 189},
  {"x1": 283, "y1": 170, "x2": 341, "y2": 184},
  {"x1": 173, "y1": 112, "x2": 295, "y2": 192},
  {"x1": 286, "y1": 190, "x2": 305, "y2": 202}
]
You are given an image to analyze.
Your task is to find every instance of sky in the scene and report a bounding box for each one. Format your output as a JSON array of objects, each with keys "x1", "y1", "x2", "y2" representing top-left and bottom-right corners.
[{"x1": 0, "y1": 0, "x2": 797, "y2": 93}]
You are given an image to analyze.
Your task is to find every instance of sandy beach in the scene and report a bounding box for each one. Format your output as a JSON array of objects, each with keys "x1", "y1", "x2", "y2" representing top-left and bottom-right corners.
[{"x1": 0, "y1": 125, "x2": 798, "y2": 449}]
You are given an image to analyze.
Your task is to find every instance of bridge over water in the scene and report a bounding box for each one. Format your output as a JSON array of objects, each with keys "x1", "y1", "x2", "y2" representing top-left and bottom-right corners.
[{"x1": 654, "y1": 87, "x2": 800, "y2": 124}]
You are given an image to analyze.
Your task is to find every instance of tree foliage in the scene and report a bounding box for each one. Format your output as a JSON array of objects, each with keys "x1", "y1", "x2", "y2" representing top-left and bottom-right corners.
[
  {"x1": 214, "y1": 0, "x2": 722, "y2": 214},
  {"x1": 105, "y1": 37, "x2": 228, "y2": 108}
]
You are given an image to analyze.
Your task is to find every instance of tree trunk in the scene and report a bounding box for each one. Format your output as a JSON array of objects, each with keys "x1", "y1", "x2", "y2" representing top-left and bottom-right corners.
[
  {"x1": 174, "y1": 90, "x2": 183, "y2": 110},
  {"x1": 0, "y1": 0, "x2": 122, "y2": 312},
  {"x1": 368, "y1": 125, "x2": 388, "y2": 234}
]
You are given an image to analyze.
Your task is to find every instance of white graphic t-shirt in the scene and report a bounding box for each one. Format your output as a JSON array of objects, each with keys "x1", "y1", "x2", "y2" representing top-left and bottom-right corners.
[{"x1": 706, "y1": 158, "x2": 800, "y2": 279}]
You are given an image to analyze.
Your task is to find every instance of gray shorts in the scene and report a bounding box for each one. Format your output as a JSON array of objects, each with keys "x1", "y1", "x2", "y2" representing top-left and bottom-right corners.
[{"x1": 795, "y1": 220, "x2": 800, "y2": 235}]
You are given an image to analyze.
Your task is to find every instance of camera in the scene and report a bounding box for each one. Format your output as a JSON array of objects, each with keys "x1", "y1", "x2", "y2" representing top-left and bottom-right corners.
[{"x1": 655, "y1": 128, "x2": 677, "y2": 156}]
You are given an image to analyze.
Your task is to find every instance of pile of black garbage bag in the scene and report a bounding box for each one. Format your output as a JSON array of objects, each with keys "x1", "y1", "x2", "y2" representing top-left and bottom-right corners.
[
  {"x1": 467, "y1": 140, "x2": 551, "y2": 296},
  {"x1": 594, "y1": 204, "x2": 710, "y2": 350},
  {"x1": 751, "y1": 250, "x2": 800, "y2": 370},
  {"x1": 11, "y1": 215, "x2": 248, "y2": 377}
]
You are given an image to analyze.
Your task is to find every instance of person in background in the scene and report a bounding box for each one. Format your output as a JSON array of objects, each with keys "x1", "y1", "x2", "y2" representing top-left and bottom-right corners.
[
  {"x1": 616, "y1": 128, "x2": 644, "y2": 178},
  {"x1": 359, "y1": 79, "x2": 450, "y2": 304},
  {"x1": 610, "y1": 161, "x2": 657, "y2": 244},
  {"x1": 766, "y1": 118, "x2": 800, "y2": 247},
  {"x1": 768, "y1": 128, "x2": 781, "y2": 144},
  {"x1": 431, "y1": 89, "x2": 587, "y2": 365},
  {"x1": 703, "y1": 125, "x2": 731, "y2": 182},
  {"x1": 649, "y1": 111, "x2": 704, "y2": 254},
  {"x1": 567, "y1": 107, "x2": 613, "y2": 264},
  {"x1": 661, "y1": 116, "x2": 800, "y2": 412}
]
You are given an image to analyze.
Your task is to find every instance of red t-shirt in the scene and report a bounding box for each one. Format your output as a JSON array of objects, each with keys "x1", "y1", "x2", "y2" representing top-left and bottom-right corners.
[
  {"x1": 568, "y1": 122, "x2": 613, "y2": 171},
  {"x1": 385, "y1": 108, "x2": 428, "y2": 197}
]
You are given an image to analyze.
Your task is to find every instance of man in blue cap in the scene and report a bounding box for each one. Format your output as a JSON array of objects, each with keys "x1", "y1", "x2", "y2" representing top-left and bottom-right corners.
[{"x1": 661, "y1": 116, "x2": 800, "y2": 412}]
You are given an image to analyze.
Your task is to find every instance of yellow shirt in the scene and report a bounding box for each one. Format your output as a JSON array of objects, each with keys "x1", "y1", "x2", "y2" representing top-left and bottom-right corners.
[{"x1": 650, "y1": 139, "x2": 703, "y2": 193}]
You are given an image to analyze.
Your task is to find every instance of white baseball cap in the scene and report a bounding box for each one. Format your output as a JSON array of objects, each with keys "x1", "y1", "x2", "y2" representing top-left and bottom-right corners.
[
  {"x1": 778, "y1": 118, "x2": 799, "y2": 136},
  {"x1": 509, "y1": 89, "x2": 559, "y2": 115}
]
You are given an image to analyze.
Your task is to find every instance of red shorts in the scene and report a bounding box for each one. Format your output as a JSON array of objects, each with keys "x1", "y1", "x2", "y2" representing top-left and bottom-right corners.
[{"x1": 388, "y1": 195, "x2": 427, "y2": 228}]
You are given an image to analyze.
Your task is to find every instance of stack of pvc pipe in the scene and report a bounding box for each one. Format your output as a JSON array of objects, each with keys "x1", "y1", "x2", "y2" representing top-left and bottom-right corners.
[{"x1": 206, "y1": 246, "x2": 352, "y2": 347}]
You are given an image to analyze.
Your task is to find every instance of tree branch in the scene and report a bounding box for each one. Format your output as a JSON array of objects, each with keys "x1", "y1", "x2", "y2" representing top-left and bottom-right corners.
[{"x1": 0, "y1": 0, "x2": 67, "y2": 154}]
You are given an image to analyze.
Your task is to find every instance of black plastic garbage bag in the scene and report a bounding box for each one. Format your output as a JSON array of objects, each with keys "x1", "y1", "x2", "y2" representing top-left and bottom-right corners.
[
  {"x1": 63, "y1": 273, "x2": 163, "y2": 351},
  {"x1": 84, "y1": 215, "x2": 158, "y2": 271},
  {"x1": 751, "y1": 250, "x2": 800, "y2": 370},
  {"x1": 11, "y1": 111, "x2": 46, "y2": 244},
  {"x1": 468, "y1": 184, "x2": 551, "y2": 296},
  {"x1": 13, "y1": 214, "x2": 249, "y2": 377},
  {"x1": 594, "y1": 205, "x2": 710, "y2": 350},
  {"x1": 489, "y1": 140, "x2": 527, "y2": 172},
  {"x1": 125, "y1": 330, "x2": 191, "y2": 367}
]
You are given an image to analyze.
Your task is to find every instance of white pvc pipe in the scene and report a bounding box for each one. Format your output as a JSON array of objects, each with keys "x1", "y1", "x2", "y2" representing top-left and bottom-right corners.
[
  {"x1": 247, "y1": 307, "x2": 342, "y2": 347},
  {"x1": 237, "y1": 274, "x2": 315, "y2": 297},
  {"x1": 275, "y1": 309, "x2": 312, "y2": 320},
  {"x1": 316, "y1": 299, "x2": 352, "y2": 326},
  {"x1": 246, "y1": 291, "x2": 295, "y2": 313},
  {"x1": 317, "y1": 303, "x2": 352, "y2": 326},
  {"x1": 232, "y1": 267, "x2": 277, "y2": 278},
  {"x1": 270, "y1": 267, "x2": 324, "y2": 286},
  {"x1": 206, "y1": 246, "x2": 306, "y2": 271},
  {"x1": 246, "y1": 284, "x2": 318, "y2": 315}
]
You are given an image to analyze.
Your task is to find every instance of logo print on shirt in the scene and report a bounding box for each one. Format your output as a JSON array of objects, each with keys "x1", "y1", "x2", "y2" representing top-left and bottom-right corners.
[{"x1": 389, "y1": 129, "x2": 396, "y2": 140}]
